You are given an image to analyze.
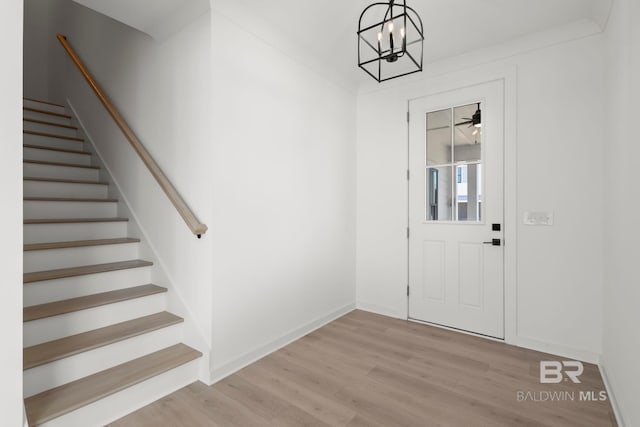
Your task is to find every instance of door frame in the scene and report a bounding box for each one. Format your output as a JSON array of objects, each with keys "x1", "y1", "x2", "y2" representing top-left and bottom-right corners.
[{"x1": 404, "y1": 64, "x2": 518, "y2": 345}]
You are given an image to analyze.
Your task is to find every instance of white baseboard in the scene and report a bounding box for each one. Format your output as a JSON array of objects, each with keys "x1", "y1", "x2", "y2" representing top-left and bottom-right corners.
[
  {"x1": 599, "y1": 363, "x2": 625, "y2": 427},
  {"x1": 207, "y1": 303, "x2": 356, "y2": 385},
  {"x1": 356, "y1": 300, "x2": 405, "y2": 319},
  {"x1": 508, "y1": 335, "x2": 601, "y2": 364}
]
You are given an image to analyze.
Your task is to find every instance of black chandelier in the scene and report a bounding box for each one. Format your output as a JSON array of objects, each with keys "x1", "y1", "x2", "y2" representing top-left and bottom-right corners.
[{"x1": 357, "y1": 0, "x2": 424, "y2": 83}]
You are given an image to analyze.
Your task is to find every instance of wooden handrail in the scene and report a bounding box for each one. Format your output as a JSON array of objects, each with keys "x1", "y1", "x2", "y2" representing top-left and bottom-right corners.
[{"x1": 56, "y1": 34, "x2": 208, "y2": 238}]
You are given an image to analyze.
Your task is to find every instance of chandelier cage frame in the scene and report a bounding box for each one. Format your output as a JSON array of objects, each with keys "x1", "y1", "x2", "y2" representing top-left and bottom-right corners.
[{"x1": 357, "y1": 0, "x2": 425, "y2": 82}]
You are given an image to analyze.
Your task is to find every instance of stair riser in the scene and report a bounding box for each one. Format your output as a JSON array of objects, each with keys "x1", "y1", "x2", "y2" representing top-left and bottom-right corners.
[
  {"x1": 24, "y1": 201, "x2": 117, "y2": 220},
  {"x1": 24, "y1": 133, "x2": 84, "y2": 151},
  {"x1": 24, "y1": 293, "x2": 166, "y2": 346},
  {"x1": 24, "y1": 121, "x2": 78, "y2": 138},
  {"x1": 24, "y1": 181, "x2": 108, "y2": 199},
  {"x1": 24, "y1": 99, "x2": 67, "y2": 115},
  {"x1": 24, "y1": 147, "x2": 92, "y2": 166},
  {"x1": 24, "y1": 324, "x2": 183, "y2": 397},
  {"x1": 24, "y1": 221, "x2": 128, "y2": 244},
  {"x1": 24, "y1": 244, "x2": 140, "y2": 273},
  {"x1": 37, "y1": 359, "x2": 199, "y2": 427},
  {"x1": 23, "y1": 111, "x2": 72, "y2": 126},
  {"x1": 23, "y1": 163, "x2": 99, "y2": 181},
  {"x1": 24, "y1": 267, "x2": 152, "y2": 306}
]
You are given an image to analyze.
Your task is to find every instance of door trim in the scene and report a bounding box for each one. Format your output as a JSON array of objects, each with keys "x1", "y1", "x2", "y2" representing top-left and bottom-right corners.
[{"x1": 404, "y1": 64, "x2": 518, "y2": 345}]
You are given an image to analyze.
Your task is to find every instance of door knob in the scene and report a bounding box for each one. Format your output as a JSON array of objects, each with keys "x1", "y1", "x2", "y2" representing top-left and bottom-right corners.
[{"x1": 483, "y1": 239, "x2": 501, "y2": 246}]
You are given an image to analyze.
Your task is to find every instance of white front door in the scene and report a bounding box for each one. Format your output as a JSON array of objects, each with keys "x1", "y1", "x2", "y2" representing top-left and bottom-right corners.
[{"x1": 408, "y1": 80, "x2": 505, "y2": 339}]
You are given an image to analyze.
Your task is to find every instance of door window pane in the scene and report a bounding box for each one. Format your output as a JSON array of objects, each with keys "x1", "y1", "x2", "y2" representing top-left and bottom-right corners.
[
  {"x1": 426, "y1": 166, "x2": 453, "y2": 221},
  {"x1": 455, "y1": 164, "x2": 482, "y2": 221},
  {"x1": 426, "y1": 109, "x2": 452, "y2": 165},
  {"x1": 454, "y1": 103, "x2": 481, "y2": 163}
]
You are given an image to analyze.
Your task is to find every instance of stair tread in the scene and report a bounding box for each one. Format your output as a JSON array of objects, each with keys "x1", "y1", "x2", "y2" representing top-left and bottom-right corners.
[
  {"x1": 24, "y1": 217, "x2": 128, "y2": 224},
  {"x1": 23, "y1": 312, "x2": 183, "y2": 370},
  {"x1": 24, "y1": 343, "x2": 201, "y2": 425},
  {"x1": 24, "y1": 176, "x2": 107, "y2": 185},
  {"x1": 24, "y1": 177, "x2": 107, "y2": 186},
  {"x1": 24, "y1": 130, "x2": 84, "y2": 142},
  {"x1": 24, "y1": 106, "x2": 71, "y2": 119},
  {"x1": 24, "y1": 284, "x2": 166, "y2": 322},
  {"x1": 24, "y1": 117, "x2": 77, "y2": 130},
  {"x1": 25, "y1": 238, "x2": 140, "y2": 251},
  {"x1": 24, "y1": 97, "x2": 66, "y2": 108},
  {"x1": 24, "y1": 197, "x2": 118, "y2": 202},
  {"x1": 24, "y1": 144, "x2": 91, "y2": 155},
  {"x1": 24, "y1": 160, "x2": 99, "y2": 170},
  {"x1": 24, "y1": 259, "x2": 153, "y2": 284}
]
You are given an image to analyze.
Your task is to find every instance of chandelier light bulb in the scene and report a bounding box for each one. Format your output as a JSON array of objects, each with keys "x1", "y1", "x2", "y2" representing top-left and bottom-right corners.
[{"x1": 401, "y1": 27, "x2": 405, "y2": 38}]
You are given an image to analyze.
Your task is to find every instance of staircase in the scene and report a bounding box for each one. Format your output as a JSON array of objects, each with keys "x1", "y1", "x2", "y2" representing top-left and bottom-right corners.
[{"x1": 22, "y1": 98, "x2": 202, "y2": 426}]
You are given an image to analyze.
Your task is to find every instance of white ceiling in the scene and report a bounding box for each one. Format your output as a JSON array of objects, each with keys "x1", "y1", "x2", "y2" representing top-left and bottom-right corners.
[
  {"x1": 232, "y1": 0, "x2": 612, "y2": 87},
  {"x1": 73, "y1": 0, "x2": 612, "y2": 87}
]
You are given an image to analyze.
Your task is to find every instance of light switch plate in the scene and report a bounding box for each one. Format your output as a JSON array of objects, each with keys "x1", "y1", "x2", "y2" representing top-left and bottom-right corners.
[{"x1": 524, "y1": 211, "x2": 554, "y2": 226}]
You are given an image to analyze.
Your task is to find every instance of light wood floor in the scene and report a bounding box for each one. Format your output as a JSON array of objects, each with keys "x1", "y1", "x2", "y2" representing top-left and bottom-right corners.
[{"x1": 110, "y1": 310, "x2": 616, "y2": 427}]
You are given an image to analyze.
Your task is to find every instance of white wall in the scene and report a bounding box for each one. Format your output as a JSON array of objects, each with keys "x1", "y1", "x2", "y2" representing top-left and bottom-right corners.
[
  {"x1": 602, "y1": 0, "x2": 640, "y2": 424},
  {"x1": 71, "y1": 0, "x2": 209, "y2": 41},
  {"x1": 0, "y1": 2, "x2": 24, "y2": 426},
  {"x1": 38, "y1": 0, "x2": 215, "y2": 377},
  {"x1": 23, "y1": 0, "x2": 55, "y2": 100},
  {"x1": 356, "y1": 29, "x2": 606, "y2": 362},
  {"x1": 208, "y1": 10, "x2": 357, "y2": 380}
]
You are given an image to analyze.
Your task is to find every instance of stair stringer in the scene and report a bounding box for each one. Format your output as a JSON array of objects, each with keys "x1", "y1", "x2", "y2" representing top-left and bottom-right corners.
[{"x1": 65, "y1": 100, "x2": 212, "y2": 384}]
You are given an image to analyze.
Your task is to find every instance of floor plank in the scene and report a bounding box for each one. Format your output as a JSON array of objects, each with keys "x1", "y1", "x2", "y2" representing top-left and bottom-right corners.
[{"x1": 109, "y1": 310, "x2": 617, "y2": 427}]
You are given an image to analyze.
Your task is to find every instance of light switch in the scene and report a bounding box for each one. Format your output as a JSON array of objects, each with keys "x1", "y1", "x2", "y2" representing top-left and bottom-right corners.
[{"x1": 524, "y1": 211, "x2": 554, "y2": 226}]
